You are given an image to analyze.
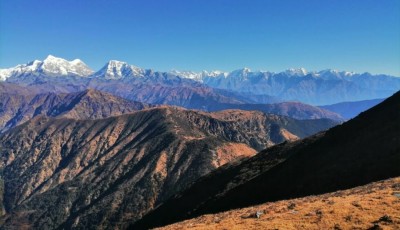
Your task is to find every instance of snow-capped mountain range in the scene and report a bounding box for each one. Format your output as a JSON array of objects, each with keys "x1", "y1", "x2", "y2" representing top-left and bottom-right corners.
[
  {"x1": 0, "y1": 55, "x2": 381, "y2": 81},
  {"x1": 1, "y1": 55, "x2": 399, "y2": 105}
]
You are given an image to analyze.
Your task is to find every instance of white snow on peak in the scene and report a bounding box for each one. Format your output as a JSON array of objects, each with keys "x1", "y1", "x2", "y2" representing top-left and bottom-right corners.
[
  {"x1": 170, "y1": 70, "x2": 202, "y2": 81},
  {"x1": 91, "y1": 60, "x2": 145, "y2": 79},
  {"x1": 44, "y1": 54, "x2": 60, "y2": 61},
  {"x1": 171, "y1": 69, "x2": 228, "y2": 82},
  {"x1": 0, "y1": 56, "x2": 370, "y2": 83},
  {"x1": 232, "y1": 67, "x2": 251, "y2": 74},
  {"x1": 227, "y1": 68, "x2": 253, "y2": 80},
  {"x1": 71, "y1": 58, "x2": 84, "y2": 64},
  {"x1": 202, "y1": 70, "x2": 228, "y2": 78},
  {"x1": 316, "y1": 69, "x2": 357, "y2": 80},
  {"x1": 41, "y1": 55, "x2": 93, "y2": 76},
  {"x1": 344, "y1": 71, "x2": 356, "y2": 77},
  {"x1": 0, "y1": 55, "x2": 94, "y2": 80},
  {"x1": 284, "y1": 68, "x2": 308, "y2": 76},
  {"x1": 0, "y1": 69, "x2": 14, "y2": 81}
]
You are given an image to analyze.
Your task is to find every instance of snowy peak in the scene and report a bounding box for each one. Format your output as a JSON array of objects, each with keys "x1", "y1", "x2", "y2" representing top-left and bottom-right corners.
[
  {"x1": 285, "y1": 68, "x2": 308, "y2": 76},
  {"x1": 317, "y1": 69, "x2": 356, "y2": 80},
  {"x1": 170, "y1": 70, "x2": 202, "y2": 81},
  {"x1": 171, "y1": 70, "x2": 228, "y2": 82},
  {"x1": 230, "y1": 67, "x2": 252, "y2": 76},
  {"x1": 91, "y1": 60, "x2": 145, "y2": 79},
  {"x1": 44, "y1": 54, "x2": 63, "y2": 62},
  {"x1": 226, "y1": 68, "x2": 255, "y2": 81},
  {"x1": 203, "y1": 70, "x2": 228, "y2": 78},
  {"x1": 0, "y1": 55, "x2": 93, "y2": 80},
  {"x1": 41, "y1": 55, "x2": 93, "y2": 77}
]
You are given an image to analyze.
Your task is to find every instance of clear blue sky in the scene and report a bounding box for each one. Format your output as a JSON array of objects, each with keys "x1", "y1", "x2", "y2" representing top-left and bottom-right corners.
[{"x1": 1, "y1": 0, "x2": 399, "y2": 76}]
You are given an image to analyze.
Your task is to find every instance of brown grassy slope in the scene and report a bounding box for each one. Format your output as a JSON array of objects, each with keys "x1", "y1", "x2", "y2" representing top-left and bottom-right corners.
[{"x1": 158, "y1": 177, "x2": 400, "y2": 230}]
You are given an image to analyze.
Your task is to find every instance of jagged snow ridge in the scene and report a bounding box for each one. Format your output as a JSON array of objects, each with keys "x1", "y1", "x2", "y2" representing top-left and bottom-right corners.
[
  {"x1": 170, "y1": 70, "x2": 228, "y2": 82},
  {"x1": 172, "y1": 67, "x2": 360, "y2": 82},
  {"x1": 0, "y1": 54, "x2": 372, "y2": 82},
  {"x1": 41, "y1": 55, "x2": 94, "y2": 76},
  {"x1": 0, "y1": 55, "x2": 94, "y2": 80},
  {"x1": 91, "y1": 60, "x2": 146, "y2": 79},
  {"x1": 285, "y1": 68, "x2": 308, "y2": 76}
]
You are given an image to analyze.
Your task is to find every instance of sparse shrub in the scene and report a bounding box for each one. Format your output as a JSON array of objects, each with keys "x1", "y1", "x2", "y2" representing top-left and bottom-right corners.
[
  {"x1": 334, "y1": 223, "x2": 342, "y2": 230},
  {"x1": 351, "y1": 201, "x2": 362, "y2": 208},
  {"x1": 344, "y1": 215, "x2": 352, "y2": 222},
  {"x1": 305, "y1": 212, "x2": 313, "y2": 216},
  {"x1": 287, "y1": 203, "x2": 296, "y2": 210},
  {"x1": 376, "y1": 215, "x2": 393, "y2": 223},
  {"x1": 391, "y1": 183, "x2": 400, "y2": 189},
  {"x1": 368, "y1": 223, "x2": 383, "y2": 230}
]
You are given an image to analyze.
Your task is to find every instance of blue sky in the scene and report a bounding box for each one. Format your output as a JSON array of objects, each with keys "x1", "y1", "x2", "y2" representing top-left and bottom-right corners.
[{"x1": 1, "y1": 0, "x2": 399, "y2": 76}]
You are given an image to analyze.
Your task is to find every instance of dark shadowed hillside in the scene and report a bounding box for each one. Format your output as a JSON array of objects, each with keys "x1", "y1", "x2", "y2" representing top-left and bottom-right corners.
[{"x1": 133, "y1": 91, "x2": 400, "y2": 230}]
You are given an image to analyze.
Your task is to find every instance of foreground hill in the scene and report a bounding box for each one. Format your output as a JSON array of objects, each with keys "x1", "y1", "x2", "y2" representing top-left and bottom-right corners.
[
  {"x1": 133, "y1": 91, "x2": 400, "y2": 229},
  {"x1": 0, "y1": 88, "x2": 149, "y2": 132},
  {"x1": 0, "y1": 107, "x2": 335, "y2": 229},
  {"x1": 157, "y1": 177, "x2": 400, "y2": 230}
]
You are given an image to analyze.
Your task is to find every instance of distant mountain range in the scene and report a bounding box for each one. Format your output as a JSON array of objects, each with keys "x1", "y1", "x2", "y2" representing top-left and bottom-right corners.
[
  {"x1": 174, "y1": 68, "x2": 400, "y2": 105},
  {"x1": 133, "y1": 91, "x2": 400, "y2": 230},
  {"x1": 1, "y1": 55, "x2": 399, "y2": 105}
]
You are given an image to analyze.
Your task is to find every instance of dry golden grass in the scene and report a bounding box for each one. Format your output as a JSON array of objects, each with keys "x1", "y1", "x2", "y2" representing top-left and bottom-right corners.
[{"x1": 157, "y1": 177, "x2": 400, "y2": 230}]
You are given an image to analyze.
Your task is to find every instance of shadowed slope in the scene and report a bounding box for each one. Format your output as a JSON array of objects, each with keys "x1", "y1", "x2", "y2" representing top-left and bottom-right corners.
[{"x1": 133, "y1": 91, "x2": 400, "y2": 229}]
